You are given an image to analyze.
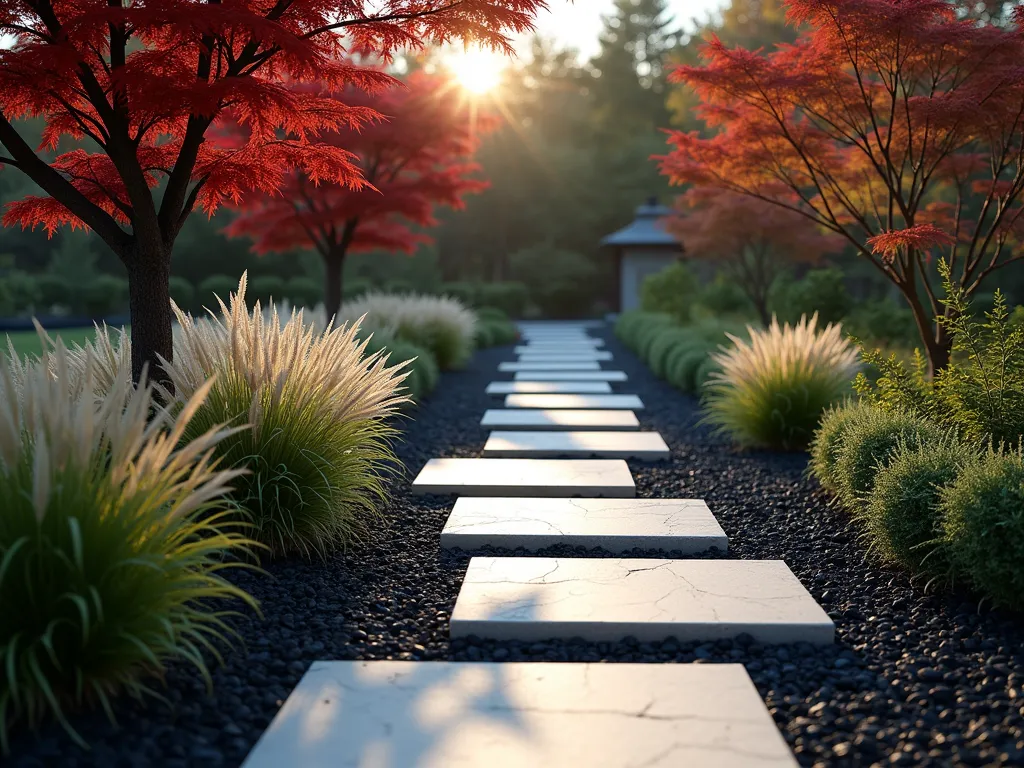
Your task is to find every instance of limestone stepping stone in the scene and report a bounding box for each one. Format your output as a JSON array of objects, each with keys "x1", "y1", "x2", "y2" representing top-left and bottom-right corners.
[
  {"x1": 517, "y1": 352, "x2": 614, "y2": 362},
  {"x1": 411, "y1": 458, "x2": 635, "y2": 497},
  {"x1": 450, "y1": 558, "x2": 835, "y2": 644},
  {"x1": 515, "y1": 370, "x2": 627, "y2": 382},
  {"x1": 482, "y1": 430, "x2": 668, "y2": 460},
  {"x1": 499, "y1": 361, "x2": 601, "y2": 372},
  {"x1": 486, "y1": 381, "x2": 613, "y2": 395},
  {"x1": 441, "y1": 498, "x2": 724, "y2": 553},
  {"x1": 241, "y1": 661, "x2": 797, "y2": 768},
  {"x1": 505, "y1": 393, "x2": 643, "y2": 410},
  {"x1": 516, "y1": 341, "x2": 605, "y2": 351},
  {"x1": 481, "y1": 409, "x2": 640, "y2": 431}
]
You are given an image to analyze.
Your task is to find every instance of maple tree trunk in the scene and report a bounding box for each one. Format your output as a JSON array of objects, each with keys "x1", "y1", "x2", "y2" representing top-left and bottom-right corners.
[
  {"x1": 124, "y1": 239, "x2": 174, "y2": 387},
  {"x1": 323, "y1": 250, "x2": 345, "y2": 323},
  {"x1": 902, "y1": 281, "x2": 952, "y2": 377}
]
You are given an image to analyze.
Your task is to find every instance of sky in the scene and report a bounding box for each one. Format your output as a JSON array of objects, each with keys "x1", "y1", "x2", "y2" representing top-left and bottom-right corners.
[{"x1": 523, "y1": 0, "x2": 730, "y2": 59}]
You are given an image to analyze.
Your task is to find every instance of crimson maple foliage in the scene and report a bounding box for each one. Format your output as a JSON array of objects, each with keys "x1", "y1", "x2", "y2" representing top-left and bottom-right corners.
[
  {"x1": 224, "y1": 71, "x2": 489, "y2": 319},
  {"x1": 666, "y1": 187, "x2": 842, "y2": 325},
  {"x1": 0, "y1": 0, "x2": 547, "y2": 382},
  {"x1": 657, "y1": 0, "x2": 1024, "y2": 373}
]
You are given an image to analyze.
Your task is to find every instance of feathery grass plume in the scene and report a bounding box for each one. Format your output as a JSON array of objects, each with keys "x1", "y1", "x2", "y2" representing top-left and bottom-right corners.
[
  {"x1": 338, "y1": 291, "x2": 477, "y2": 370},
  {"x1": 0, "y1": 342, "x2": 256, "y2": 752},
  {"x1": 703, "y1": 314, "x2": 860, "y2": 450},
  {"x1": 160, "y1": 275, "x2": 411, "y2": 558}
]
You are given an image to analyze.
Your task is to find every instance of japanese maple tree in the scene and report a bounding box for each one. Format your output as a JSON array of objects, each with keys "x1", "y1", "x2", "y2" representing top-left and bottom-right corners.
[
  {"x1": 657, "y1": 0, "x2": 1024, "y2": 373},
  {"x1": 224, "y1": 71, "x2": 489, "y2": 319},
  {"x1": 666, "y1": 187, "x2": 842, "y2": 324},
  {"x1": 0, "y1": 0, "x2": 547, "y2": 382}
]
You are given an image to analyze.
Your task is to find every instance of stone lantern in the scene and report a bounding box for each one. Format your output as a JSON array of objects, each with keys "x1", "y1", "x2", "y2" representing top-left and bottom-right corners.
[{"x1": 600, "y1": 196, "x2": 683, "y2": 312}]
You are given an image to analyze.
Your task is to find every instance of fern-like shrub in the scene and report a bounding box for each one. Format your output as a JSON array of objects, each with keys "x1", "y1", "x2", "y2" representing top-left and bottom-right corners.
[
  {"x1": 856, "y1": 262, "x2": 1024, "y2": 448},
  {"x1": 339, "y1": 292, "x2": 477, "y2": 370},
  {"x1": 940, "y1": 449, "x2": 1024, "y2": 610},
  {"x1": 865, "y1": 435, "x2": 971, "y2": 572},
  {"x1": 832, "y1": 408, "x2": 942, "y2": 510},
  {"x1": 703, "y1": 314, "x2": 860, "y2": 450},
  {"x1": 0, "y1": 342, "x2": 256, "y2": 750}
]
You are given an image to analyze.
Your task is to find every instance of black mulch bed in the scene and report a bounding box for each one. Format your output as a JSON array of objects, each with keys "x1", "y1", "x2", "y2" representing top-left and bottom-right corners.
[{"x1": 10, "y1": 328, "x2": 1024, "y2": 768}]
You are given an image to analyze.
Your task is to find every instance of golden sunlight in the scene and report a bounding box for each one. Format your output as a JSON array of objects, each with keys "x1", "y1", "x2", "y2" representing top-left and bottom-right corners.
[{"x1": 447, "y1": 47, "x2": 506, "y2": 95}]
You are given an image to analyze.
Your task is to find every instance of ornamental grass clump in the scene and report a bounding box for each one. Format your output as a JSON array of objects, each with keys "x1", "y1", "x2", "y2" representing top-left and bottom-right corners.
[
  {"x1": 338, "y1": 292, "x2": 477, "y2": 370},
  {"x1": 0, "y1": 342, "x2": 256, "y2": 751},
  {"x1": 703, "y1": 314, "x2": 860, "y2": 450},
  {"x1": 159, "y1": 278, "x2": 410, "y2": 558}
]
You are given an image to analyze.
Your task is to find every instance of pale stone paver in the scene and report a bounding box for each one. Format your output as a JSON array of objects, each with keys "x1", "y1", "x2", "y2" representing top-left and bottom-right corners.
[
  {"x1": 514, "y1": 370, "x2": 627, "y2": 382},
  {"x1": 450, "y1": 558, "x2": 835, "y2": 644},
  {"x1": 441, "y1": 498, "x2": 725, "y2": 554},
  {"x1": 486, "y1": 381, "x2": 613, "y2": 396},
  {"x1": 517, "y1": 350, "x2": 613, "y2": 360},
  {"x1": 482, "y1": 430, "x2": 668, "y2": 460},
  {"x1": 499, "y1": 361, "x2": 602, "y2": 372},
  {"x1": 481, "y1": 409, "x2": 639, "y2": 431},
  {"x1": 515, "y1": 342, "x2": 605, "y2": 352},
  {"x1": 241, "y1": 661, "x2": 797, "y2": 768},
  {"x1": 411, "y1": 458, "x2": 635, "y2": 497},
  {"x1": 504, "y1": 393, "x2": 643, "y2": 410}
]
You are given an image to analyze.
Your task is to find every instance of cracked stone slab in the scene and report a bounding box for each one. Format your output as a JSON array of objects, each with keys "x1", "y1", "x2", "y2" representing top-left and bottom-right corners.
[
  {"x1": 487, "y1": 381, "x2": 613, "y2": 396},
  {"x1": 482, "y1": 431, "x2": 668, "y2": 460},
  {"x1": 410, "y1": 458, "x2": 635, "y2": 498},
  {"x1": 499, "y1": 361, "x2": 602, "y2": 372},
  {"x1": 481, "y1": 409, "x2": 640, "y2": 431},
  {"x1": 441, "y1": 498, "x2": 724, "y2": 554},
  {"x1": 514, "y1": 371, "x2": 628, "y2": 382},
  {"x1": 504, "y1": 394, "x2": 644, "y2": 411},
  {"x1": 517, "y1": 352, "x2": 614, "y2": 363},
  {"x1": 450, "y1": 558, "x2": 835, "y2": 644},
  {"x1": 241, "y1": 661, "x2": 797, "y2": 768}
]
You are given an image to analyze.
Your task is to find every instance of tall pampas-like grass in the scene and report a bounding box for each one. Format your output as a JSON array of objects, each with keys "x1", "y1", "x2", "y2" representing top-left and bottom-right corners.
[
  {"x1": 703, "y1": 313, "x2": 860, "y2": 450},
  {"x1": 337, "y1": 291, "x2": 477, "y2": 370},
  {"x1": 0, "y1": 341, "x2": 256, "y2": 751},
  {"x1": 81, "y1": 275, "x2": 412, "y2": 558}
]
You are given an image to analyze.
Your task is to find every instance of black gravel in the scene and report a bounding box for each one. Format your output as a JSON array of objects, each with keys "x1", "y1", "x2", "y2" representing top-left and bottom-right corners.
[{"x1": 9, "y1": 327, "x2": 1024, "y2": 767}]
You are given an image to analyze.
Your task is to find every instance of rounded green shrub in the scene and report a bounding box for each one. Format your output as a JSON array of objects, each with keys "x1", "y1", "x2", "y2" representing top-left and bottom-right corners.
[
  {"x1": 668, "y1": 346, "x2": 711, "y2": 393},
  {"x1": 833, "y1": 408, "x2": 942, "y2": 509},
  {"x1": 865, "y1": 436, "x2": 972, "y2": 572},
  {"x1": 384, "y1": 279, "x2": 415, "y2": 294},
  {"x1": 636, "y1": 316, "x2": 678, "y2": 361},
  {"x1": 809, "y1": 402, "x2": 873, "y2": 493},
  {"x1": 344, "y1": 277, "x2": 374, "y2": 300},
  {"x1": 361, "y1": 333, "x2": 438, "y2": 401},
  {"x1": 0, "y1": 346, "x2": 256, "y2": 749},
  {"x1": 82, "y1": 275, "x2": 128, "y2": 317},
  {"x1": 474, "y1": 322, "x2": 495, "y2": 348},
  {"x1": 647, "y1": 329, "x2": 698, "y2": 379},
  {"x1": 695, "y1": 273, "x2": 752, "y2": 317},
  {"x1": 640, "y1": 261, "x2": 698, "y2": 323},
  {"x1": 476, "y1": 306, "x2": 509, "y2": 323},
  {"x1": 35, "y1": 274, "x2": 72, "y2": 311},
  {"x1": 286, "y1": 276, "x2": 322, "y2": 309},
  {"x1": 248, "y1": 275, "x2": 286, "y2": 304},
  {"x1": 693, "y1": 355, "x2": 720, "y2": 390},
  {"x1": 940, "y1": 449, "x2": 1024, "y2": 609},
  {"x1": 774, "y1": 268, "x2": 851, "y2": 325},
  {"x1": 198, "y1": 274, "x2": 240, "y2": 310},
  {"x1": 440, "y1": 281, "x2": 478, "y2": 307},
  {"x1": 169, "y1": 276, "x2": 195, "y2": 312},
  {"x1": 477, "y1": 282, "x2": 529, "y2": 317}
]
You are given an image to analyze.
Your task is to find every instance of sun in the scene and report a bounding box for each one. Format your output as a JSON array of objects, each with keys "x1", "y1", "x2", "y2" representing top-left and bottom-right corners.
[{"x1": 447, "y1": 47, "x2": 505, "y2": 95}]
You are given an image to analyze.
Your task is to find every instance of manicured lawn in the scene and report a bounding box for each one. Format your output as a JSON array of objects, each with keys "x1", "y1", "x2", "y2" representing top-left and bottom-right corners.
[{"x1": 3, "y1": 326, "x2": 116, "y2": 358}]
